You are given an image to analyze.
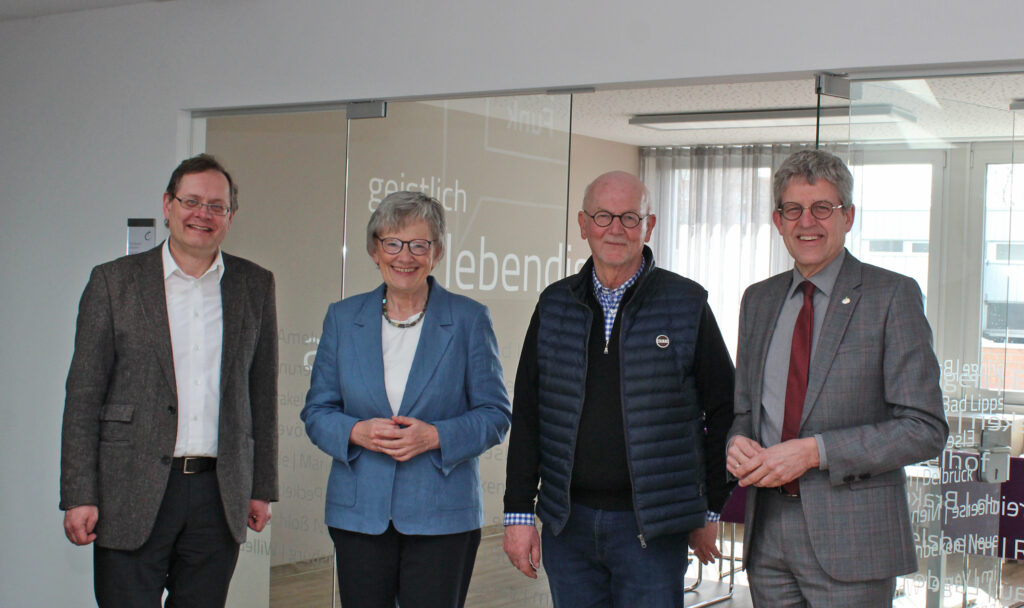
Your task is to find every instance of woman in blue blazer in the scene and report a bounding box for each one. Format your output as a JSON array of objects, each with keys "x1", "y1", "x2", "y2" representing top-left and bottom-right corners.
[{"x1": 302, "y1": 191, "x2": 511, "y2": 608}]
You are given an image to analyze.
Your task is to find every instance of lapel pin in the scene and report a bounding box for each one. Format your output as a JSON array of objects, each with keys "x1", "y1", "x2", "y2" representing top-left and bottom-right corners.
[
  {"x1": 842, "y1": 297, "x2": 851, "y2": 305},
  {"x1": 656, "y1": 335, "x2": 670, "y2": 349}
]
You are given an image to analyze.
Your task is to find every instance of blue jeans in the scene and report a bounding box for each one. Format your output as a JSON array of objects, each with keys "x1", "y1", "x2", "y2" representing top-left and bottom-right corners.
[{"x1": 542, "y1": 503, "x2": 689, "y2": 608}]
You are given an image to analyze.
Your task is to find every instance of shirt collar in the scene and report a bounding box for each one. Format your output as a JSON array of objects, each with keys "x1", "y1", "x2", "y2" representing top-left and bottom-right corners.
[
  {"x1": 788, "y1": 248, "x2": 845, "y2": 300},
  {"x1": 162, "y1": 240, "x2": 225, "y2": 282},
  {"x1": 592, "y1": 258, "x2": 645, "y2": 300}
]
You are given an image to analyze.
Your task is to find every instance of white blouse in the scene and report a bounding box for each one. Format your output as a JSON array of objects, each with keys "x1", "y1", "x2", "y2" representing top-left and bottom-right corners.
[{"x1": 381, "y1": 316, "x2": 425, "y2": 415}]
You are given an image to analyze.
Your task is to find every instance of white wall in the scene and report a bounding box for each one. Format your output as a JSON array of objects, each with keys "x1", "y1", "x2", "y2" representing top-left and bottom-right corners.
[{"x1": 2, "y1": 0, "x2": 1023, "y2": 605}]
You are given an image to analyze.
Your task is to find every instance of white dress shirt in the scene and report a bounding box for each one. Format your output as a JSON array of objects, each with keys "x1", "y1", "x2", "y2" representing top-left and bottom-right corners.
[{"x1": 162, "y1": 241, "x2": 224, "y2": 457}]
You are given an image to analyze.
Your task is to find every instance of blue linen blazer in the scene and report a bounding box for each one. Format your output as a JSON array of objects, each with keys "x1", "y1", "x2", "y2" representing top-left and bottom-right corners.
[{"x1": 301, "y1": 277, "x2": 511, "y2": 535}]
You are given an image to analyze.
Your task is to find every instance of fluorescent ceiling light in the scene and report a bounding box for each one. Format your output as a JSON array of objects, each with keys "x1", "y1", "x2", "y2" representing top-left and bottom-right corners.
[{"x1": 629, "y1": 105, "x2": 915, "y2": 131}]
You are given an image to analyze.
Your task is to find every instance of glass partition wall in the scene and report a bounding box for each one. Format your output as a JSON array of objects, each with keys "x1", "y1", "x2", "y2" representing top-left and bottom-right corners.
[
  {"x1": 197, "y1": 73, "x2": 1024, "y2": 607},
  {"x1": 850, "y1": 78, "x2": 1024, "y2": 608},
  {"x1": 205, "y1": 110, "x2": 349, "y2": 608},
  {"x1": 346, "y1": 97, "x2": 572, "y2": 607},
  {"x1": 204, "y1": 93, "x2": 572, "y2": 607}
]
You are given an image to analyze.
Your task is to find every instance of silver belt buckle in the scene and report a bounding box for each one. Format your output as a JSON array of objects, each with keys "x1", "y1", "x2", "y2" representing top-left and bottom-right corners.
[{"x1": 183, "y1": 457, "x2": 201, "y2": 474}]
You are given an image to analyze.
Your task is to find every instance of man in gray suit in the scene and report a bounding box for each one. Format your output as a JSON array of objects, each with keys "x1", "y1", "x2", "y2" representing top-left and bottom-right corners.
[
  {"x1": 727, "y1": 149, "x2": 947, "y2": 606},
  {"x1": 60, "y1": 154, "x2": 278, "y2": 607}
]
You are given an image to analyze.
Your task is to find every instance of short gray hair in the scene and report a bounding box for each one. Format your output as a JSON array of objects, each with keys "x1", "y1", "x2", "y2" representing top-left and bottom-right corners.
[
  {"x1": 773, "y1": 149, "x2": 853, "y2": 210},
  {"x1": 366, "y1": 191, "x2": 447, "y2": 258}
]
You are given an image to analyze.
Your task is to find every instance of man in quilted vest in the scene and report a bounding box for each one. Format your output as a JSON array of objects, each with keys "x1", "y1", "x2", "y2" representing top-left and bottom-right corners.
[{"x1": 502, "y1": 171, "x2": 735, "y2": 607}]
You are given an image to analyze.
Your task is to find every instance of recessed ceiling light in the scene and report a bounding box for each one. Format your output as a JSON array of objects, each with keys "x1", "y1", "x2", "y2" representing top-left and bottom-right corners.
[{"x1": 629, "y1": 105, "x2": 915, "y2": 131}]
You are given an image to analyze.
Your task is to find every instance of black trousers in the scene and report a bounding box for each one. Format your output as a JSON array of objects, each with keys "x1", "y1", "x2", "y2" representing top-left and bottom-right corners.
[
  {"x1": 330, "y1": 523, "x2": 481, "y2": 608},
  {"x1": 94, "y1": 469, "x2": 240, "y2": 608}
]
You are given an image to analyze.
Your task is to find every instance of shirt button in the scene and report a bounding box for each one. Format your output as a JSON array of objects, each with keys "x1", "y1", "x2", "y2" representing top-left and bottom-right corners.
[
  {"x1": 194, "y1": 345, "x2": 200, "y2": 351},
  {"x1": 194, "y1": 379, "x2": 200, "y2": 386}
]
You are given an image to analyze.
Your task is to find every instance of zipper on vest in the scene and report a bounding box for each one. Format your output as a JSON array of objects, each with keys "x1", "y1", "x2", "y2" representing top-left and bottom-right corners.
[
  {"x1": 637, "y1": 534, "x2": 647, "y2": 549},
  {"x1": 604, "y1": 338, "x2": 609, "y2": 355}
]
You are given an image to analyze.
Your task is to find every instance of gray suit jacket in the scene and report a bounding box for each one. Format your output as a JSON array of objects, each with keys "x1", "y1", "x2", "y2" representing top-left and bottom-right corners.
[
  {"x1": 728, "y1": 251, "x2": 947, "y2": 582},
  {"x1": 60, "y1": 244, "x2": 278, "y2": 550}
]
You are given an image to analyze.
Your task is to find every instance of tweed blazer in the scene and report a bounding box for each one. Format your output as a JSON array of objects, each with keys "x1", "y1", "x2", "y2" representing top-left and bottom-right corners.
[
  {"x1": 728, "y1": 251, "x2": 948, "y2": 582},
  {"x1": 301, "y1": 278, "x2": 511, "y2": 535},
  {"x1": 60, "y1": 244, "x2": 279, "y2": 550}
]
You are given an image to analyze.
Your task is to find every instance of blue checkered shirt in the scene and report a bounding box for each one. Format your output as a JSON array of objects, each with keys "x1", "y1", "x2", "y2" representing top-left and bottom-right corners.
[
  {"x1": 592, "y1": 260, "x2": 645, "y2": 353},
  {"x1": 503, "y1": 512, "x2": 535, "y2": 526}
]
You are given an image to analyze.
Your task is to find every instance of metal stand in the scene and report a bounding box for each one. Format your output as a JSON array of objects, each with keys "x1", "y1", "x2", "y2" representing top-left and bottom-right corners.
[{"x1": 684, "y1": 521, "x2": 742, "y2": 608}]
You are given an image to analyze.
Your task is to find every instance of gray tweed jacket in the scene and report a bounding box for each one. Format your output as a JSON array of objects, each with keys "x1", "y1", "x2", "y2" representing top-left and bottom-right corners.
[{"x1": 60, "y1": 244, "x2": 278, "y2": 550}]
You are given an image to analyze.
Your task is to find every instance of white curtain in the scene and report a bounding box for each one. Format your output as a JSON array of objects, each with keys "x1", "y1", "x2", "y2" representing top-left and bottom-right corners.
[{"x1": 641, "y1": 144, "x2": 822, "y2": 358}]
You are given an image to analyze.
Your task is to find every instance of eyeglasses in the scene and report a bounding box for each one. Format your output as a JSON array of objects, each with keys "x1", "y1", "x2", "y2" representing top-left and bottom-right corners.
[
  {"x1": 582, "y1": 210, "x2": 647, "y2": 229},
  {"x1": 376, "y1": 237, "x2": 433, "y2": 256},
  {"x1": 172, "y1": 195, "x2": 232, "y2": 217},
  {"x1": 777, "y1": 201, "x2": 845, "y2": 221}
]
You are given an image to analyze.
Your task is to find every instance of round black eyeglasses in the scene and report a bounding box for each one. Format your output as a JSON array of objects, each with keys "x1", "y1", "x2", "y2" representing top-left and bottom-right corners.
[{"x1": 582, "y1": 210, "x2": 646, "y2": 228}]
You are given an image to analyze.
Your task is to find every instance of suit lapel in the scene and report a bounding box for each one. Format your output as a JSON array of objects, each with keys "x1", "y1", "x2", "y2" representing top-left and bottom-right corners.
[
  {"x1": 398, "y1": 279, "x2": 453, "y2": 416},
  {"x1": 802, "y1": 254, "x2": 863, "y2": 423},
  {"x1": 354, "y1": 284, "x2": 392, "y2": 416},
  {"x1": 220, "y1": 255, "x2": 245, "y2": 397},
  {"x1": 136, "y1": 246, "x2": 177, "y2": 396},
  {"x1": 751, "y1": 274, "x2": 790, "y2": 441}
]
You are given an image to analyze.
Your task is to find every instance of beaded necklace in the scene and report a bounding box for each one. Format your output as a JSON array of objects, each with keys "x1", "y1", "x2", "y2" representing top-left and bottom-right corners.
[{"x1": 381, "y1": 287, "x2": 428, "y2": 329}]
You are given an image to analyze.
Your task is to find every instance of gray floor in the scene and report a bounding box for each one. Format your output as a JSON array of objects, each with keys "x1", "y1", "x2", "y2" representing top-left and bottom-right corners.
[
  {"x1": 269, "y1": 527, "x2": 754, "y2": 607},
  {"x1": 269, "y1": 528, "x2": 1024, "y2": 607}
]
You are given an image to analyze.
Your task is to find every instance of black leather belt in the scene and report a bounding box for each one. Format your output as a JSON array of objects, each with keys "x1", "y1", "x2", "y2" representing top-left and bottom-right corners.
[
  {"x1": 172, "y1": 456, "x2": 216, "y2": 474},
  {"x1": 775, "y1": 486, "x2": 801, "y2": 499}
]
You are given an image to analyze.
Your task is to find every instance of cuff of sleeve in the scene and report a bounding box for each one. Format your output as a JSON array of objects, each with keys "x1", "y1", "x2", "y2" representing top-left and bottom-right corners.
[
  {"x1": 814, "y1": 433, "x2": 828, "y2": 470},
  {"x1": 706, "y1": 510, "x2": 721, "y2": 522},
  {"x1": 504, "y1": 512, "x2": 535, "y2": 526}
]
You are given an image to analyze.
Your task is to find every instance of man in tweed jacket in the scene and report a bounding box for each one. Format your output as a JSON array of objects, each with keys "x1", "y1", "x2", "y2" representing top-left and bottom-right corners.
[
  {"x1": 727, "y1": 150, "x2": 947, "y2": 607},
  {"x1": 60, "y1": 154, "x2": 278, "y2": 607}
]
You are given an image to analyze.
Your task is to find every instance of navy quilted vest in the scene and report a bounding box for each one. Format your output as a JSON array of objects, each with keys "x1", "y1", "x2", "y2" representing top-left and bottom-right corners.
[{"x1": 534, "y1": 255, "x2": 708, "y2": 542}]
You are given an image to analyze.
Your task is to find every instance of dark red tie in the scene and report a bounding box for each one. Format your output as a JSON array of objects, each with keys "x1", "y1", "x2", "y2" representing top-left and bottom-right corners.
[{"x1": 781, "y1": 280, "x2": 815, "y2": 495}]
